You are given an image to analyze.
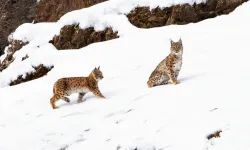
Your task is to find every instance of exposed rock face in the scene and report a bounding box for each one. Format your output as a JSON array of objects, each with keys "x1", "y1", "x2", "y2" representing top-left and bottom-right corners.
[
  {"x1": 51, "y1": 25, "x2": 119, "y2": 50},
  {"x1": 166, "y1": 4, "x2": 199, "y2": 25},
  {"x1": 207, "y1": 130, "x2": 222, "y2": 140},
  {"x1": 127, "y1": 0, "x2": 248, "y2": 28},
  {"x1": 0, "y1": 0, "x2": 107, "y2": 56},
  {"x1": 0, "y1": 40, "x2": 28, "y2": 72},
  {"x1": 9, "y1": 65, "x2": 54, "y2": 86},
  {"x1": 215, "y1": 0, "x2": 248, "y2": 14},
  {"x1": 0, "y1": 0, "x2": 36, "y2": 56},
  {"x1": 34, "y1": 0, "x2": 107, "y2": 22},
  {"x1": 127, "y1": 7, "x2": 171, "y2": 28}
]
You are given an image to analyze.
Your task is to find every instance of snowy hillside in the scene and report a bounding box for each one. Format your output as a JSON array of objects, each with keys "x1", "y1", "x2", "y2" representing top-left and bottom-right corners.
[{"x1": 0, "y1": 0, "x2": 250, "y2": 150}]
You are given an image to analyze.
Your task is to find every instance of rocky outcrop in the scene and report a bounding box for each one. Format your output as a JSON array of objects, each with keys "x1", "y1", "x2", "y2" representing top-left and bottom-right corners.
[
  {"x1": 50, "y1": 25, "x2": 119, "y2": 50},
  {"x1": 0, "y1": 0, "x2": 107, "y2": 56},
  {"x1": 127, "y1": 0, "x2": 248, "y2": 28},
  {"x1": 207, "y1": 130, "x2": 222, "y2": 140},
  {"x1": 0, "y1": 40, "x2": 28, "y2": 72},
  {"x1": 0, "y1": 0, "x2": 36, "y2": 56},
  {"x1": 34, "y1": 0, "x2": 107, "y2": 22},
  {"x1": 9, "y1": 64, "x2": 54, "y2": 86},
  {"x1": 0, "y1": 25, "x2": 118, "y2": 72},
  {"x1": 215, "y1": 0, "x2": 247, "y2": 14}
]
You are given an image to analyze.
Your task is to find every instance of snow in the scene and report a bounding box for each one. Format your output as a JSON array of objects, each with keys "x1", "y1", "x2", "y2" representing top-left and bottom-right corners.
[
  {"x1": 0, "y1": 0, "x2": 250, "y2": 150},
  {"x1": 7, "y1": 0, "x2": 207, "y2": 44}
]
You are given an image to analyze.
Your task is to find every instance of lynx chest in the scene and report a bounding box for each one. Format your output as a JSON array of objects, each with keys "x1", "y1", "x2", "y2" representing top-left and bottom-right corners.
[{"x1": 173, "y1": 58, "x2": 182, "y2": 72}]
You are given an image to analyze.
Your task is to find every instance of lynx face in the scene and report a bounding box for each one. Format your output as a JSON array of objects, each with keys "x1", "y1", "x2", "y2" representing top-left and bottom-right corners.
[
  {"x1": 92, "y1": 66, "x2": 104, "y2": 81},
  {"x1": 170, "y1": 38, "x2": 183, "y2": 55}
]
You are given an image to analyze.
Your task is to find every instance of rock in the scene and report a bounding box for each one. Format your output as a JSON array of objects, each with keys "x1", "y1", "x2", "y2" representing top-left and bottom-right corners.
[
  {"x1": 216, "y1": 0, "x2": 248, "y2": 14},
  {"x1": 148, "y1": 16, "x2": 166, "y2": 23},
  {"x1": 9, "y1": 65, "x2": 54, "y2": 86},
  {"x1": 127, "y1": 7, "x2": 170, "y2": 28},
  {"x1": 34, "y1": 0, "x2": 107, "y2": 22},
  {"x1": 51, "y1": 25, "x2": 119, "y2": 50},
  {"x1": 167, "y1": 4, "x2": 198, "y2": 25},
  {"x1": 0, "y1": 0, "x2": 107, "y2": 56},
  {"x1": 127, "y1": 0, "x2": 248, "y2": 28},
  {"x1": 0, "y1": 40, "x2": 28, "y2": 72},
  {"x1": 0, "y1": 0, "x2": 36, "y2": 56},
  {"x1": 105, "y1": 28, "x2": 118, "y2": 40}
]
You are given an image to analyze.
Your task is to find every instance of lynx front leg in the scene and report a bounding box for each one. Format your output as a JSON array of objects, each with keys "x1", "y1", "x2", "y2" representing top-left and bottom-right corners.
[
  {"x1": 174, "y1": 72, "x2": 180, "y2": 84},
  {"x1": 167, "y1": 69, "x2": 179, "y2": 85},
  {"x1": 91, "y1": 88, "x2": 105, "y2": 99},
  {"x1": 77, "y1": 93, "x2": 86, "y2": 103},
  {"x1": 175, "y1": 70, "x2": 179, "y2": 79}
]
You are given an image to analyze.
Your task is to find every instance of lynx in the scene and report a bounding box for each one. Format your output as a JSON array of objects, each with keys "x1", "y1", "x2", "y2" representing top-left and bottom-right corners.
[
  {"x1": 50, "y1": 66, "x2": 105, "y2": 109},
  {"x1": 147, "y1": 38, "x2": 183, "y2": 88}
]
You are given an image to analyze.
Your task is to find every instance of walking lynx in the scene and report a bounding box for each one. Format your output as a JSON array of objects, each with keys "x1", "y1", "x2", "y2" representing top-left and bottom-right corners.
[
  {"x1": 50, "y1": 66, "x2": 105, "y2": 109},
  {"x1": 147, "y1": 38, "x2": 183, "y2": 88}
]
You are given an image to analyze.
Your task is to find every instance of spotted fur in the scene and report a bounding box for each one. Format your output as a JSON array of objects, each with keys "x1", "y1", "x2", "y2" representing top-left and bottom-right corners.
[
  {"x1": 50, "y1": 66, "x2": 105, "y2": 109},
  {"x1": 147, "y1": 38, "x2": 183, "y2": 88}
]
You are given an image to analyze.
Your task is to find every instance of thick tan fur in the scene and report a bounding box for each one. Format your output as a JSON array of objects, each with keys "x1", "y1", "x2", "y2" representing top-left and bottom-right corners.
[
  {"x1": 50, "y1": 66, "x2": 105, "y2": 109},
  {"x1": 147, "y1": 38, "x2": 183, "y2": 88}
]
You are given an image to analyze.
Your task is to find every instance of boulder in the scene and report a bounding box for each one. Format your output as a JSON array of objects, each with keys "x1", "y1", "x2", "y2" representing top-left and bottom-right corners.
[
  {"x1": 51, "y1": 25, "x2": 119, "y2": 50},
  {"x1": 127, "y1": 0, "x2": 248, "y2": 28}
]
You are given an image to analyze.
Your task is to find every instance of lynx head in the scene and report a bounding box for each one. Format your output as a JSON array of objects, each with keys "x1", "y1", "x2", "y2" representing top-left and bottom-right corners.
[
  {"x1": 170, "y1": 38, "x2": 183, "y2": 55},
  {"x1": 91, "y1": 66, "x2": 104, "y2": 81}
]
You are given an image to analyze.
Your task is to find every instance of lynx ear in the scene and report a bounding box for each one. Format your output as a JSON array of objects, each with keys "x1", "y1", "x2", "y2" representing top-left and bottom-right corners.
[
  {"x1": 97, "y1": 66, "x2": 100, "y2": 70},
  {"x1": 170, "y1": 39, "x2": 174, "y2": 45},
  {"x1": 178, "y1": 38, "x2": 182, "y2": 44}
]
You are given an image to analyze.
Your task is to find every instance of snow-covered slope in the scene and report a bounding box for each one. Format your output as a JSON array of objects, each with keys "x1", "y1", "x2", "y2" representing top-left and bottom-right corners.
[{"x1": 0, "y1": 0, "x2": 250, "y2": 150}]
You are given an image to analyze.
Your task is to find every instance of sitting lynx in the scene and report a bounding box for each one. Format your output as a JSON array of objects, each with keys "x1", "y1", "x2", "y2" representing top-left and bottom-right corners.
[
  {"x1": 147, "y1": 38, "x2": 183, "y2": 88},
  {"x1": 50, "y1": 66, "x2": 105, "y2": 109}
]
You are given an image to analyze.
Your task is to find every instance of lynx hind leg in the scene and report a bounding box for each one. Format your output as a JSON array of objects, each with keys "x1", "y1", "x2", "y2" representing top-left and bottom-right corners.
[
  {"x1": 160, "y1": 80, "x2": 169, "y2": 85},
  {"x1": 147, "y1": 78, "x2": 156, "y2": 88},
  {"x1": 62, "y1": 97, "x2": 70, "y2": 103},
  {"x1": 147, "y1": 76, "x2": 159, "y2": 88},
  {"x1": 147, "y1": 73, "x2": 168, "y2": 88},
  {"x1": 50, "y1": 94, "x2": 62, "y2": 109}
]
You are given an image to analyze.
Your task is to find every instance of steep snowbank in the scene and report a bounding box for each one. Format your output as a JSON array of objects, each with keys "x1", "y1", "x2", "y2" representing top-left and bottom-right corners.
[{"x1": 0, "y1": 0, "x2": 250, "y2": 150}]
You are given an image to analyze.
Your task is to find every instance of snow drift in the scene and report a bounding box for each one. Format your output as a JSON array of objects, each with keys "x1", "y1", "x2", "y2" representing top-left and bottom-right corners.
[{"x1": 0, "y1": 0, "x2": 250, "y2": 150}]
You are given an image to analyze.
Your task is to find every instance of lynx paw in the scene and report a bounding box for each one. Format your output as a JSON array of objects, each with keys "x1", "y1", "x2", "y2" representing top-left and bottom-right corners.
[
  {"x1": 173, "y1": 80, "x2": 180, "y2": 85},
  {"x1": 161, "y1": 81, "x2": 168, "y2": 85},
  {"x1": 147, "y1": 82, "x2": 153, "y2": 88},
  {"x1": 53, "y1": 106, "x2": 60, "y2": 109},
  {"x1": 170, "y1": 79, "x2": 180, "y2": 85}
]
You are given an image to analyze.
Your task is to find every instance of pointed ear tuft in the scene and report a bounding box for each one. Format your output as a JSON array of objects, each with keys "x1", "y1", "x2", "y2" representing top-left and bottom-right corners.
[
  {"x1": 179, "y1": 38, "x2": 182, "y2": 44},
  {"x1": 98, "y1": 66, "x2": 100, "y2": 70},
  {"x1": 170, "y1": 39, "x2": 174, "y2": 44}
]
